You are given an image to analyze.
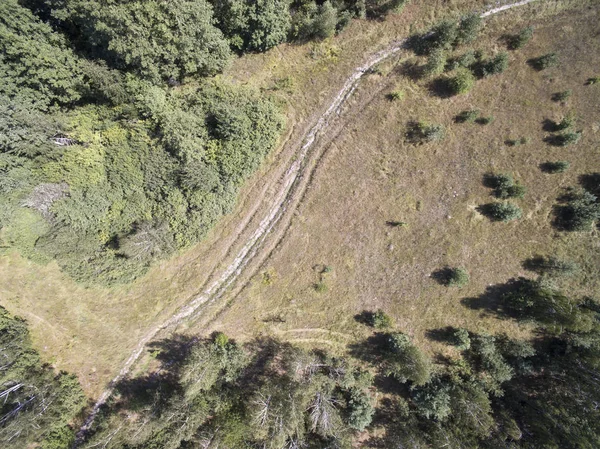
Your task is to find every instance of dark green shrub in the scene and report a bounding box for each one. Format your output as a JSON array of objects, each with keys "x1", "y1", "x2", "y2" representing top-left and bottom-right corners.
[
  {"x1": 455, "y1": 109, "x2": 479, "y2": 123},
  {"x1": 446, "y1": 267, "x2": 469, "y2": 287},
  {"x1": 552, "y1": 90, "x2": 572, "y2": 102},
  {"x1": 446, "y1": 68, "x2": 476, "y2": 95},
  {"x1": 488, "y1": 173, "x2": 526, "y2": 199},
  {"x1": 446, "y1": 49, "x2": 477, "y2": 71},
  {"x1": 557, "y1": 190, "x2": 600, "y2": 231},
  {"x1": 346, "y1": 388, "x2": 374, "y2": 431},
  {"x1": 456, "y1": 13, "x2": 482, "y2": 45},
  {"x1": 406, "y1": 121, "x2": 445, "y2": 143},
  {"x1": 480, "y1": 52, "x2": 509, "y2": 77},
  {"x1": 529, "y1": 53, "x2": 558, "y2": 71},
  {"x1": 483, "y1": 202, "x2": 523, "y2": 222},
  {"x1": 371, "y1": 310, "x2": 394, "y2": 328},
  {"x1": 423, "y1": 49, "x2": 447, "y2": 77},
  {"x1": 586, "y1": 76, "x2": 600, "y2": 85},
  {"x1": 476, "y1": 115, "x2": 494, "y2": 125},
  {"x1": 508, "y1": 26, "x2": 534, "y2": 50},
  {"x1": 555, "y1": 111, "x2": 576, "y2": 131},
  {"x1": 556, "y1": 130, "x2": 581, "y2": 146},
  {"x1": 453, "y1": 328, "x2": 471, "y2": 350},
  {"x1": 540, "y1": 161, "x2": 570, "y2": 173}
]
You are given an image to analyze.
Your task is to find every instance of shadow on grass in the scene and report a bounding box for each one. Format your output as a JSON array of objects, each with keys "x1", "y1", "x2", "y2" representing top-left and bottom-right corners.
[
  {"x1": 354, "y1": 310, "x2": 376, "y2": 326},
  {"x1": 428, "y1": 78, "x2": 453, "y2": 99},
  {"x1": 460, "y1": 278, "x2": 526, "y2": 319},
  {"x1": 425, "y1": 326, "x2": 458, "y2": 344},
  {"x1": 431, "y1": 267, "x2": 454, "y2": 286}
]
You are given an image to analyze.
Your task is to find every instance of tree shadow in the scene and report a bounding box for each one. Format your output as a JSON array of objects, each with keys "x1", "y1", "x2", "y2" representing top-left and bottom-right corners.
[
  {"x1": 539, "y1": 162, "x2": 566, "y2": 173},
  {"x1": 425, "y1": 326, "x2": 458, "y2": 344},
  {"x1": 579, "y1": 173, "x2": 600, "y2": 197},
  {"x1": 431, "y1": 267, "x2": 454, "y2": 286},
  {"x1": 354, "y1": 310, "x2": 376, "y2": 326},
  {"x1": 460, "y1": 278, "x2": 528, "y2": 319},
  {"x1": 428, "y1": 78, "x2": 453, "y2": 99},
  {"x1": 543, "y1": 135, "x2": 565, "y2": 147},
  {"x1": 146, "y1": 333, "x2": 198, "y2": 366},
  {"x1": 542, "y1": 118, "x2": 560, "y2": 132},
  {"x1": 482, "y1": 172, "x2": 501, "y2": 189},
  {"x1": 395, "y1": 59, "x2": 423, "y2": 81}
]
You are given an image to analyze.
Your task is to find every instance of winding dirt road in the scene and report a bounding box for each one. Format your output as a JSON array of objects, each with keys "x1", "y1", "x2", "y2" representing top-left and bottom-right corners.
[{"x1": 74, "y1": 0, "x2": 539, "y2": 443}]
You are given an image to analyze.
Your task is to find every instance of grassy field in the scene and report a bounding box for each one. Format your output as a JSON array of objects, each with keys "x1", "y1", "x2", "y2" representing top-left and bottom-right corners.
[
  {"x1": 208, "y1": 2, "x2": 600, "y2": 360},
  {"x1": 0, "y1": 0, "x2": 597, "y2": 396}
]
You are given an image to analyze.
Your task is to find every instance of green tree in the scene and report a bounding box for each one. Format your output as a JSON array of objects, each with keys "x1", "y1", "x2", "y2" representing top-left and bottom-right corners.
[{"x1": 383, "y1": 332, "x2": 432, "y2": 385}]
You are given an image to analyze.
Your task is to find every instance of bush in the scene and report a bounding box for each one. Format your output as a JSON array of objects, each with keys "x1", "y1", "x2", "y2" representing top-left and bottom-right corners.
[
  {"x1": 508, "y1": 26, "x2": 534, "y2": 50},
  {"x1": 371, "y1": 310, "x2": 394, "y2": 328},
  {"x1": 557, "y1": 190, "x2": 600, "y2": 231},
  {"x1": 455, "y1": 109, "x2": 479, "y2": 123},
  {"x1": 479, "y1": 52, "x2": 509, "y2": 77},
  {"x1": 555, "y1": 130, "x2": 581, "y2": 146},
  {"x1": 529, "y1": 53, "x2": 558, "y2": 71},
  {"x1": 387, "y1": 89, "x2": 405, "y2": 101},
  {"x1": 586, "y1": 76, "x2": 600, "y2": 85},
  {"x1": 476, "y1": 115, "x2": 494, "y2": 125},
  {"x1": 446, "y1": 267, "x2": 469, "y2": 287},
  {"x1": 293, "y1": 1, "x2": 338, "y2": 41},
  {"x1": 453, "y1": 328, "x2": 471, "y2": 350},
  {"x1": 422, "y1": 49, "x2": 447, "y2": 77},
  {"x1": 456, "y1": 13, "x2": 482, "y2": 45},
  {"x1": 406, "y1": 121, "x2": 445, "y2": 144},
  {"x1": 554, "y1": 111, "x2": 576, "y2": 131},
  {"x1": 314, "y1": 281, "x2": 328, "y2": 293},
  {"x1": 446, "y1": 68, "x2": 476, "y2": 95},
  {"x1": 540, "y1": 161, "x2": 570, "y2": 174},
  {"x1": 446, "y1": 50, "x2": 477, "y2": 71},
  {"x1": 483, "y1": 202, "x2": 523, "y2": 222},
  {"x1": 487, "y1": 174, "x2": 526, "y2": 199},
  {"x1": 552, "y1": 90, "x2": 572, "y2": 102}
]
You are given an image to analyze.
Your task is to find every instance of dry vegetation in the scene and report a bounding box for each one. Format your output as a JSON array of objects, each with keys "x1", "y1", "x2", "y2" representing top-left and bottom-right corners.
[
  {"x1": 210, "y1": 3, "x2": 600, "y2": 360},
  {"x1": 0, "y1": 0, "x2": 598, "y2": 397}
]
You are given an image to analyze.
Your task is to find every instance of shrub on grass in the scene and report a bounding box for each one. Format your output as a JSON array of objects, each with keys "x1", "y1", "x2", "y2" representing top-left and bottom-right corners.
[
  {"x1": 406, "y1": 121, "x2": 445, "y2": 144},
  {"x1": 555, "y1": 131, "x2": 581, "y2": 146},
  {"x1": 540, "y1": 161, "x2": 570, "y2": 173},
  {"x1": 446, "y1": 50, "x2": 477, "y2": 71},
  {"x1": 476, "y1": 115, "x2": 494, "y2": 125},
  {"x1": 371, "y1": 310, "x2": 393, "y2": 329},
  {"x1": 455, "y1": 109, "x2": 479, "y2": 123},
  {"x1": 586, "y1": 76, "x2": 600, "y2": 85},
  {"x1": 446, "y1": 267, "x2": 469, "y2": 287},
  {"x1": 508, "y1": 26, "x2": 534, "y2": 50},
  {"x1": 529, "y1": 52, "x2": 558, "y2": 70},
  {"x1": 456, "y1": 13, "x2": 482, "y2": 45},
  {"x1": 481, "y1": 52, "x2": 509, "y2": 77},
  {"x1": 423, "y1": 49, "x2": 447, "y2": 77},
  {"x1": 483, "y1": 202, "x2": 523, "y2": 222},
  {"x1": 555, "y1": 111, "x2": 576, "y2": 131},
  {"x1": 506, "y1": 137, "x2": 530, "y2": 146},
  {"x1": 557, "y1": 190, "x2": 600, "y2": 231},
  {"x1": 446, "y1": 68, "x2": 475, "y2": 95},
  {"x1": 314, "y1": 281, "x2": 328, "y2": 293},
  {"x1": 488, "y1": 173, "x2": 526, "y2": 199},
  {"x1": 387, "y1": 89, "x2": 405, "y2": 101},
  {"x1": 552, "y1": 90, "x2": 572, "y2": 102}
]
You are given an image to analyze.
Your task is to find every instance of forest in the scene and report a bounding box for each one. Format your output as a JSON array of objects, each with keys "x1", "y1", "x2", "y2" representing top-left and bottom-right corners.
[{"x1": 1, "y1": 0, "x2": 407, "y2": 284}]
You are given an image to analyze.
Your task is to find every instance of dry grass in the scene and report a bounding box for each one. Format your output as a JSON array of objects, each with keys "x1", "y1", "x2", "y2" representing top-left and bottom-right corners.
[
  {"x1": 211, "y1": 4, "x2": 600, "y2": 359},
  {"x1": 0, "y1": 0, "x2": 597, "y2": 395}
]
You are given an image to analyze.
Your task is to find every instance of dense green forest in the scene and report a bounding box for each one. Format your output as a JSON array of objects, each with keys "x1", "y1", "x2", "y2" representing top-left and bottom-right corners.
[{"x1": 1, "y1": 0, "x2": 407, "y2": 284}]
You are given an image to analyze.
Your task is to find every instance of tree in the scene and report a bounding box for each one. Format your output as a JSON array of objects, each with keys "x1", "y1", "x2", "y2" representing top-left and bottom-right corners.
[
  {"x1": 446, "y1": 68, "x2": 475, "y2": 95},
  {"x1": 482, "y1": 202, "x2": 522, "y2": 222},
  {"x1": 456, "y1": 13, "x2": 482, "y2": 45},
  {"x1": 0, "y1": 0, "x2": 84, "y2": 109},
  {"x1": 383, "y1": 332, "x2": 432, "y2": 385},
  {"x1": 63, "y1": 0, "x2": 232, "y2": 82}
]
